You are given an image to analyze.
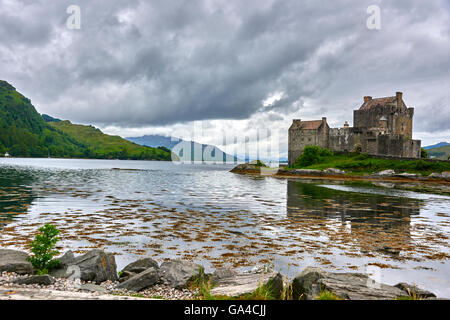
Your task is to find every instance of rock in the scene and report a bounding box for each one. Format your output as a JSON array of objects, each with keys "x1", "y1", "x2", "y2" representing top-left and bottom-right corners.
[
  {"x1": 210, "y1": 271, "x2": 283, "y2": 299},
  {"x1": 159, "y1": 260, "x2": 203, "y2": 289},
  {"x1": 122, "y1": 258, "x2": 159, "y2": 274},
  {"x1": 0, "y1": 249, "x2": 34, "y2": 275},
  {"x1": 118, "y1": 270, "x2": 136, "y2": 283},
  {"x1": 375, "y1": 169, "x2": 395, "y2": 176},
  {"x1": 212, "y1": 267, "x2": 238, "y2": 282},
  {"x1": 396, "y1": 173, "x2": 420, "y2": 179},
  {"x1": 428, "y1": 172, "x2": 442, "y2": 178},
  {"x1": 394, "y1": 283, "x2": 436, "y2": 299},
  {"x1": 292, "y1": 169, "x2": 323, "y2": 175},
  {"x1": 442, "y1": 171, "x2": 450, "y2": 179},
  {"x1": 13, "y1": 275, "x2": 55, "y2": 286},
  {"x1": 58, "y1": 251, "x2": 76, "y2": 266},
  {"x1": 324, "y1": 168, "x2": 345, "y2": 175},
  {"x1": 375, "y1": 246, "x2": 400, "y2": 256},
  {"x1": 116, "y1": 267, "x2": 159, "y2": 292},
  {"x1": 291, "y1": 267, "x2": 406, "y2": 300},
  {"x1": 79, "y1": 283, "x2": 108, "y2": 293},
  {"x1": 49, "y1": 249, "x2": 118, "y2": 284}
]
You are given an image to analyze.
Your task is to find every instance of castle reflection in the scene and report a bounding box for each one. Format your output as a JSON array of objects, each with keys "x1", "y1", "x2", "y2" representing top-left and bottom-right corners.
[{"x1": 286, "y1": 180, "x2": 423, "y2": 255}]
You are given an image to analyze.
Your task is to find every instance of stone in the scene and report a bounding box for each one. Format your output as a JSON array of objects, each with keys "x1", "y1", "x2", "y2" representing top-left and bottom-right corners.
[
  {"x1": 209, "y1": 271, "x2": 283, "y2": 299},
  {"x1": 122, "y1": 258, "x2": 159, "y2": 274},
  {"x1": 0, "y1": 249, "x2": 34, "y2": 275},
  {"x1": 375, "y1": 169, "x2": 395, "y2": 176},
  {"x1": 49, "y1": 249, "x2": 118, "y2": 284},
  {"x1": 118, "y1": 270, "x2": 136, "y2": 283},
  {"x1": 13, "y1": 275, "x2": 55, "y2": 286},
  {"x1": 428, "y1": 172, "x2": 442, "y2": 178},
  {"x1": 116, "y1": 267, "x2": 159, "y2": 292},
  {"x1": 79, "y1": 283, "x2": 108, "y2": 293},
  {"x1": 394, "y1": 283, "x2": 436, "y2": 299},
  {"x1": 292, "y1": 169, "x2": 323, "y2": 175},
  {"x1": 442, "y1": 171, "x2": 450, "y2": 179},
  {"x1": 58, "y1": 251, "x2": 76, "y2": 266},
  {"x1": 396, "y1": 172, "x2": 420, "y2": 179},
  {"x1": 159, "y1": 260, "x2": 203, "y2": 289},
  {"x1": 212, "y1": 267, "x2": 238, "y2": 282},
  {"x1": 291, "y1": 267, "x2": 406, "y2": 300},
  {"x1": 324, "y1": 168, "x2": 345, "y2": 175}
]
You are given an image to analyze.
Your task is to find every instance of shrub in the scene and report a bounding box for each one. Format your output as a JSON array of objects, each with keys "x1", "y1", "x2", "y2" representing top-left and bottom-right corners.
[
  {"x1": 420, "y1": 148, "x2": 428, "y2": 159},
  {"x1": 27, "y1": 224, "x2": 61, "y2": 275},
  {"x1": 294, "y1": 146, "x2": 333, "y2": 167}
]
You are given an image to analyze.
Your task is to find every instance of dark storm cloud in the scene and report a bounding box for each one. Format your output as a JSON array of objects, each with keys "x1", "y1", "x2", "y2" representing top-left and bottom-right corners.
[{"x1": 0, "y1": 0, "x2": 449, "y2": 135}]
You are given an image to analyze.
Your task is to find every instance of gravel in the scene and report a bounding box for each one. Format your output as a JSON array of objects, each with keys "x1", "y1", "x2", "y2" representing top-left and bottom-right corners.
[{"x1": 0, "y1": 271, "x2": 197, "y2": 300}]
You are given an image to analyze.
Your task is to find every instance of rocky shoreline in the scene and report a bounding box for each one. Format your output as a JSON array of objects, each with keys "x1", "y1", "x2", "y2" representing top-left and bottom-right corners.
[
  {"x1": 0, "y1": 248, "x2": 443, "y2": 300},
  {"x1": 231, "y1": 163, "x2": 450, "y2": 185}
]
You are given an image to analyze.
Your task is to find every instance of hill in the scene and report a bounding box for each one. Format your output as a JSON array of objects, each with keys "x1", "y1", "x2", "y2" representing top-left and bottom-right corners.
[
  {"x1": 0, "y1": 80, "x2": 172, "y2": 161},
  {"x1": 49, "y1": 121, "x2": 173, "y2": 161},
  {"x1": 127, "y1": 134, "x2": 239, "y2": 162},
  {"x1": 426, "y1": 145, "x2": 450, "y2": 160},
  {"x1": 423, "y1": 142, "x2": 450, "y2": 150},
  {"x1": 0, "y1": 80, "x2": 90, "y2": 158}
]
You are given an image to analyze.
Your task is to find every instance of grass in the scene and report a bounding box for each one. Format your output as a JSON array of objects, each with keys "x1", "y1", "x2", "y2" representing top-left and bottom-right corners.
[
  {"x1": 315, "y1": 290, "x2": 342, "y2": 300},
  {"x1": 290, "y1": 147, "x2": 450, "y2": 176}
]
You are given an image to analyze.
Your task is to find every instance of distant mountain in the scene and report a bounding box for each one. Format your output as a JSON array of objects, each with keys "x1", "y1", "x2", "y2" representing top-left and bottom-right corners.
[
  {"x1": 127, "y1": 134, "x2": 239, "y2": 162},
  {"x1": 0, "y1": 80, "x2": 172, "y2": 160},
  {"x1": 423, "y1": 142, "x2": 450, "y2": 150},
  {"x1": 426, "y1": 145, "x2": 450, "y2": 160}
]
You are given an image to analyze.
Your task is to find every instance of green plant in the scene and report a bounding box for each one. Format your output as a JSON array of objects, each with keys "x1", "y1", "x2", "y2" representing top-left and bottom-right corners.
[
  {"x1": 316, "y1": 290, "x2": 342, "y2": 300},
  {"x1": 294, "y1": 146, "x2": 333, "y2": 167},
  {"x1": 420, "y1": 148, "x2": 428, "y2": 159},
  {"x1": 27, "y1": 224, "x2": 61, "y2": 275}
]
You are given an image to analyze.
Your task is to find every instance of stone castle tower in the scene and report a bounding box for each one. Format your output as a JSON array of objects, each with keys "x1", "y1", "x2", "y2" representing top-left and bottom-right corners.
[{"x1": 288, "y1": 92, "x2": 421, "y2": 166}]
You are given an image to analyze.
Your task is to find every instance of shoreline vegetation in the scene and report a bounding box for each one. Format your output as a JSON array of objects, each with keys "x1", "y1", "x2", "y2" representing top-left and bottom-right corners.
[{"x1": 231, "y1": 147, "x2": 450, "y2": 188}]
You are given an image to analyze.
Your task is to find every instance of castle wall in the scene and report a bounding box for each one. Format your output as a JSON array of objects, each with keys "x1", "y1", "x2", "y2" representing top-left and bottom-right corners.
[{"x1": 288, "y1": 129, "x2": 320, "y2": 165}]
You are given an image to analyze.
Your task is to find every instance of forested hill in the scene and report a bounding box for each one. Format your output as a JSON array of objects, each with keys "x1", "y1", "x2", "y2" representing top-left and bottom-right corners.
[
  {"x1": 0, "y1": 80, "x2": 172, "y2": 160},
  {"x1": 49, "y1": 121, "x2": 173, "y2": 161}
]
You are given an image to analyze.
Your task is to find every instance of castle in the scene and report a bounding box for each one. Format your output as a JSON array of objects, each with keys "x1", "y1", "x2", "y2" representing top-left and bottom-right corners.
[{"x1": 288, "y1": 92, "x2": 422, "y2": 166}]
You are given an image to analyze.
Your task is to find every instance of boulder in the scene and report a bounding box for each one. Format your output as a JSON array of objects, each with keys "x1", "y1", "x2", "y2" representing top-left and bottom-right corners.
[
  {"x1": 122, "y1": 258, "x2": 159, "y2": 274},
  {"x1": 13, "y1": 275, "x2": 55, "y2": 286},
  {"x1": 116, "y1": 268, "x2": 159, "y2": 292},
  {"x1": 375, "y1": 169, "x2": 395, "y2": 176},
  {"x1": 291, "y1": 267, "x2": 406, "y2": 300},
  {"x1": 118, "y1": 258, "x2": 159, "y2": 282},
  {"x1": 442, "y1": 171, "x2": 450, "y2": 179},
  {"x1": 324, "y1": 168, "x2": 346, "y2": 175},
  {"x1": 394, "y1": 283, "x2": 436, "y2": 299},
  {"x1": 428, "y1": 172, "x2": 442, "y2": 178},
  {"x1": 49, "y1": 249, "x2": 118, "y2": 284},
  {"x1": 159, "y1": 260, "x2": 203, "y2": 289},
  {"x1": 0, "y1": 249, "x2": 34, "y2": 275},
  {"x1": 212, "y1": 267, "x2": 238, "y2": 282},
  {"x1": 209, "y1": 272, "x2": 283, "y2": 299},
  {"x1": 230, "y1": 163, "x2": 261, "y2": 173}
]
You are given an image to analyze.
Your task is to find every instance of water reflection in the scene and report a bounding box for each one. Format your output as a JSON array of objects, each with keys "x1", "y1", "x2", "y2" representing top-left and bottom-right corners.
[
  {"x1": 286, "y1": 180, "x2": 423, "y2": 256},
  {"x1": 0, "y1": 167, "x2": 37, "y2": 228}
]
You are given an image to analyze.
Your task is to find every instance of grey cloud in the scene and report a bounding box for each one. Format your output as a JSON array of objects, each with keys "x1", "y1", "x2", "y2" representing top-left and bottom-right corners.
[{"x1": 0, "y1": 0, "x2": 448, "y2": 139}]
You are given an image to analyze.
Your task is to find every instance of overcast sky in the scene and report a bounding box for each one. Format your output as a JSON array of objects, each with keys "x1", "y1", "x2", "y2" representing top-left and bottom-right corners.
[{"x1": 1, "y1": 0, "x2": 449, "y2": 158}]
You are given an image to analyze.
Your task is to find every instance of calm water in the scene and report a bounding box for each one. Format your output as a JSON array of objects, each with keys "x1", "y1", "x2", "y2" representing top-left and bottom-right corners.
[{"x1": 0, "y1": 158, "x2": 449, "y2": 297}]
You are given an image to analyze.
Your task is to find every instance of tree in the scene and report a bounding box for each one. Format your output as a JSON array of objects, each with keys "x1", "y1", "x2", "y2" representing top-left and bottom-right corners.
[{"x1": 27, "y1": 224, "x2": 61, "y2": 274}]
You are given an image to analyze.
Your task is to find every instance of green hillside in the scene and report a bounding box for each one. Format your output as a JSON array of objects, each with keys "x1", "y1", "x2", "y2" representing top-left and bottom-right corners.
[
  {"x1": 427, "y1": 145, "x2": 450, "y2": 160},
  {"x1": 0, "y1": 80, "x2": 172, "y2": 161},
  {"x1": 0, "y1": 80, "x2": 90, "y2": 158},
  {"x1": 48, "y1": 121, "x2": 173, "y2": 160}
]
